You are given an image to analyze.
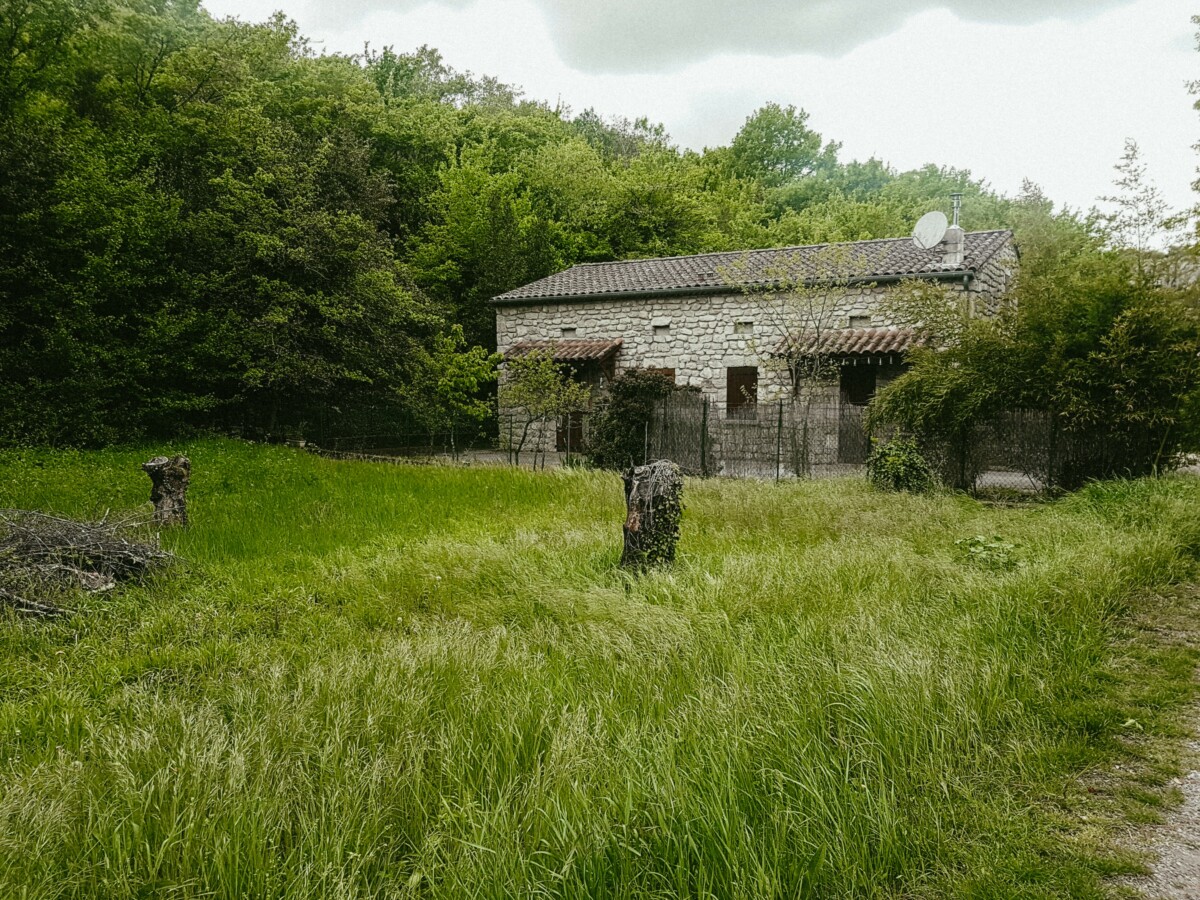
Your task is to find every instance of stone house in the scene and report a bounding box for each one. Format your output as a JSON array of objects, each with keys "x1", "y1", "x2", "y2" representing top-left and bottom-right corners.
[{"x1": 493, "y1": 228, "x2": 1018, "y2": 459}]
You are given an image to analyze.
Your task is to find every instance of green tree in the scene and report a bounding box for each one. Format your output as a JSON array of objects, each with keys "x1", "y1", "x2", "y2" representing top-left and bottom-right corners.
[
  {"x1": 0, "y1": 0, "x2": 105, "y2": 111},
  {"x1": 769, "y1": 191, "x2": 913, "y2": 245},
  {"x1": 729, "y1": 102, "x2": 839, "y2": 188},
  {"x1": 402, "y1": 326, "x2": 499, "y2": 455},
  {"x1": 0, "y1": 3, "x2": 454, "y2": 444},
  {"x1": 603, "y1": 148, "x2": 708, "y2": 258},
  {"x1": 364, "y1": 44, "x2": 518, "y2": 108},
  {"x1": 570, "y1": 108, "x2": 667, "y2": 161},
  {"x1": 1099, "y1": 139, "x2": 1175, "y2": 280},
  {"x1": 410, "y1": 157, "x2": 564, "y2": 349}
]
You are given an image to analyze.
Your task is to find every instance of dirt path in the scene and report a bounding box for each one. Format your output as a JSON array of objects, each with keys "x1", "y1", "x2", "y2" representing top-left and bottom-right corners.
[
  {"x1": 1130, "y1": 733, "x2": 1200, "y2": 899},
  {"x1": 1124, "y1": 585, "x2": 1200, "y2": 899}
]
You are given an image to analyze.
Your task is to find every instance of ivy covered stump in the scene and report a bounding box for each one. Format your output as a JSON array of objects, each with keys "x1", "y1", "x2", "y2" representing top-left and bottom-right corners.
[
  {"x1": 620, "y1": 460, "x2": 683, "y2": 569},
  {"x1": 142, "y1": 455, "x2": 191, "y2": 527}
]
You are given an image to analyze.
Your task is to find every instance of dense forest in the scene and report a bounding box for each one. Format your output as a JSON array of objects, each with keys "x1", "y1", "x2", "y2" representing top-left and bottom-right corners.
[{"x1": 0, "y1": 0, "x2": 1190, "y2": 447}]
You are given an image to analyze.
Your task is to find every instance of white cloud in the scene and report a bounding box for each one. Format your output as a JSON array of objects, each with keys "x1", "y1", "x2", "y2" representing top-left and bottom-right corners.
[
  {"x1": 221, "y1": 0, "x2": 1134, "y2": 72},
  {"x1": 534, "y1": 0, "x2": 1133, "y2": 73}
]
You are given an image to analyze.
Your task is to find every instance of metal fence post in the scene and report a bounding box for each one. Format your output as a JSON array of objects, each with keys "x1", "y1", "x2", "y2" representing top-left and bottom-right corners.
[
  {"x1": 775, "y1": 399, "x2": 784, "y2": 482},
  {"x1": 700, "y1": 397, "x2": 709, "y2": 477},
  {"x1": 661, "y1": 396, "x2": 668, "y2": 459}
]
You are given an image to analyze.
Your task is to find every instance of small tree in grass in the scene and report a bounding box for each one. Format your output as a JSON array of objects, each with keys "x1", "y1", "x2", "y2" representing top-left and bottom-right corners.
[
  {"x1": 1099, "y1": 139, "x2": 1179, "y2": 286},
  {"x1": 403, "y1": 326, "x2": 499, "y2": 457},
  {"x1": 499, "y1": 349, "x2": 591, "y2": 467}
]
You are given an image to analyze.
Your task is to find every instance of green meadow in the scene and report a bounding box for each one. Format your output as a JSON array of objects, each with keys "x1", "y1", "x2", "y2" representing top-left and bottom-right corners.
[{"x1": 1, "y1": 441, "x2": 1198, "y2": 898}]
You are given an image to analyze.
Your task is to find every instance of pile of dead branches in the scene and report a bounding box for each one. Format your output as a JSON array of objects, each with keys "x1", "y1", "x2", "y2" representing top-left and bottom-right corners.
[{"x1": 0, "y1": 509, "x2": 176, "y2": 619}]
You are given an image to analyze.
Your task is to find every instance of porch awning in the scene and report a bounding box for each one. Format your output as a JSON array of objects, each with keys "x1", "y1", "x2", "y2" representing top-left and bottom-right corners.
[
  {"x1": 778, "y1": 326, "x2": 921, "y2": 357},
  {"x1": 505, "y1": 338, "x2": 623, "y2": 362}
]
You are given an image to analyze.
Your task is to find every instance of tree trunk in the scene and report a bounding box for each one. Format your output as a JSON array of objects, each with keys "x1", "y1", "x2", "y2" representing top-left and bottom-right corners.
[
  {"x1": 142, "y1": 455, "x2": 190, "y2": 527},
  {"x1": 620, "y1": 460, "x2": 683, "y2": 569}
]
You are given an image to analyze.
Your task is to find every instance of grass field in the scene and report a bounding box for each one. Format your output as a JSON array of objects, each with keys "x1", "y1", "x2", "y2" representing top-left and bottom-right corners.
[{"x1": 1, "y1": 441, "x2": 1199, "y2": 898}]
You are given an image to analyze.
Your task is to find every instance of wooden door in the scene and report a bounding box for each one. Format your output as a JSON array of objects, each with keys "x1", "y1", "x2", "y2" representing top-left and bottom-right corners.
[{"x1": 556, "y1": 411, "x2": 585, "y2": 453}]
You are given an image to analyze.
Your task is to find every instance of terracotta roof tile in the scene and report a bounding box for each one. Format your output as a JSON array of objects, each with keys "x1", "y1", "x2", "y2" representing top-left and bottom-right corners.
[
  {"x1": 781, "y1": 326, "x2": 922, "y2": 356},
  {"x1": 505, "y1": 338, "x2": 623, "y2": 362},
  {"x1": 493, "y1": 231, "x2": 1013, "y2": 304}
]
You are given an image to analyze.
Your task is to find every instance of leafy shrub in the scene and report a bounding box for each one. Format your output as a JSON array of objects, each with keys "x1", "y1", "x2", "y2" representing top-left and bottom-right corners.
[
  {"x1": 867, "y1": 318, "x2": 1009, "y2": 491},
  {"x1": 955, "y1": 535, "x2": 1022, "y2": 571},
  {"x1": 866, "y1": 436, "x2": 934, "y2": 493},
  {"x1": 587, "y1": 370, "x2": 676, "y2": 470},
  {"x1": 871, "y1": 250, "x2": 1200, "y2": 492}
]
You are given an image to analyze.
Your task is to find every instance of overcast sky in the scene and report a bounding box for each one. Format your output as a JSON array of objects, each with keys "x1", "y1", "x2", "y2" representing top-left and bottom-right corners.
[{"x1": 201, "y1": 0, "x2": 1196, "y2": 221}]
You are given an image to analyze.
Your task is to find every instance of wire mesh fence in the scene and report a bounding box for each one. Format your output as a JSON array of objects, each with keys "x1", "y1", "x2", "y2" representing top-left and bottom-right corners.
[
  {"x1": 299, "y1": 395, "x2": 1147, "y2": 495},
  {"x1": 645, "y1": 395, "x2": 1106, "y2": 493},
  {"x1": 646, "y1": 393, "x2": 870, "y2": 480},
  {"x1": 309, "y1": 410, "x2": 587, "y2": 470},
  {"x1": 915, "y1": 409, "x2": 1173, "y2": 494},
  {"x1": 914, "y1": 409, "x2": 1054, "y2": 494},
  {"x1": 311, "y1": 419, "x2": 499, "y2": 464}
]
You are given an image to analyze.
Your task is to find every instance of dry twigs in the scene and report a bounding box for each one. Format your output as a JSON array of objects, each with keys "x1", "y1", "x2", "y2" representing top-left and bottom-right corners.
[{"x1": 0, "y1": 509, "x2": 175, "y2": 619}]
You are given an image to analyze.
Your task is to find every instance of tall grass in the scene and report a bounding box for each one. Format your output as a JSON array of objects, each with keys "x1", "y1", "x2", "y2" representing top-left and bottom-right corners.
[{"x1": 0, "y1": 441, "x2": 1198, "y2": 898}]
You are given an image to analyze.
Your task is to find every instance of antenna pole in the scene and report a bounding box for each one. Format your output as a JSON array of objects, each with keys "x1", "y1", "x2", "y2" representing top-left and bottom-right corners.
[{"x1": 950, "y1": 192, "x2": 963, "y2": 229}]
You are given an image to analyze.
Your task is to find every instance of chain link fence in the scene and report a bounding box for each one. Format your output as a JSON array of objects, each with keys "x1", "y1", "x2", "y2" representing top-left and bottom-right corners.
[{"x1": 306, "y1": 407, "x2": 585, "y2": 469}]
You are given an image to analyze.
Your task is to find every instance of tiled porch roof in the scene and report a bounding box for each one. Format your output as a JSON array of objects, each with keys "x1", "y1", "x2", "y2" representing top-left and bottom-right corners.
[
  {"x1": 505, "y1": 338, "x2": 623, "y2": 362},
  {"x1": 780, "y1": 326, "x2": 922, "y2": 356}
]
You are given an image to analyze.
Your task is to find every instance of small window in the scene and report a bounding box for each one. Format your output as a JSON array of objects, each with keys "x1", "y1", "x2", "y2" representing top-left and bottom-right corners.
[
  {"x1": 646, "y1": 367, "x2": 676, "y2": 385},
  {"x1": 653, "y1": 324, "x2": 670, "y2": 338},
  {"x1": 848, "y1": 315, "x2": 872, "y2": 329},
  {"x1": 561, "y1": 327, "x2": 577, "y2": 338},
  {"x1": 734, "y1": 320, "x2": 754, "y2": 335},
  {"x1": 726, "y1": 366, "x2": 758, "y2": 418}
]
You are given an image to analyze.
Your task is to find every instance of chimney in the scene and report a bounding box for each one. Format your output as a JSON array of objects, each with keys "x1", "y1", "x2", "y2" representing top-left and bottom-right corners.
[{"x1": 941, "y1": 193, "x2": 965, "y2": 267}]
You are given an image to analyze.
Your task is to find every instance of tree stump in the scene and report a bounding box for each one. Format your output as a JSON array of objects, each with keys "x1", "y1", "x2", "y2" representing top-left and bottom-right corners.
[
  {"x1": 621, "y1": 460, "x2": 683, "y2": 569},
  {"x1": 142, "y1": 455, "x2": 190, "y2": 527}
]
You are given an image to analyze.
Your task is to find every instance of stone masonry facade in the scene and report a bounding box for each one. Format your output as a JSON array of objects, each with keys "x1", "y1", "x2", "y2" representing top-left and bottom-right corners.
[{"x1": 494, "y1": 234, "x2": 1018, "y2": 457}]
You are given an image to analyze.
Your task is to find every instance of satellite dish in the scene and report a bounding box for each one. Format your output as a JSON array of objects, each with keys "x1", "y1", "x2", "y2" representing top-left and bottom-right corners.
[{"x1": 912, "y1": 211, "x2": 949, "y2": 250}]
